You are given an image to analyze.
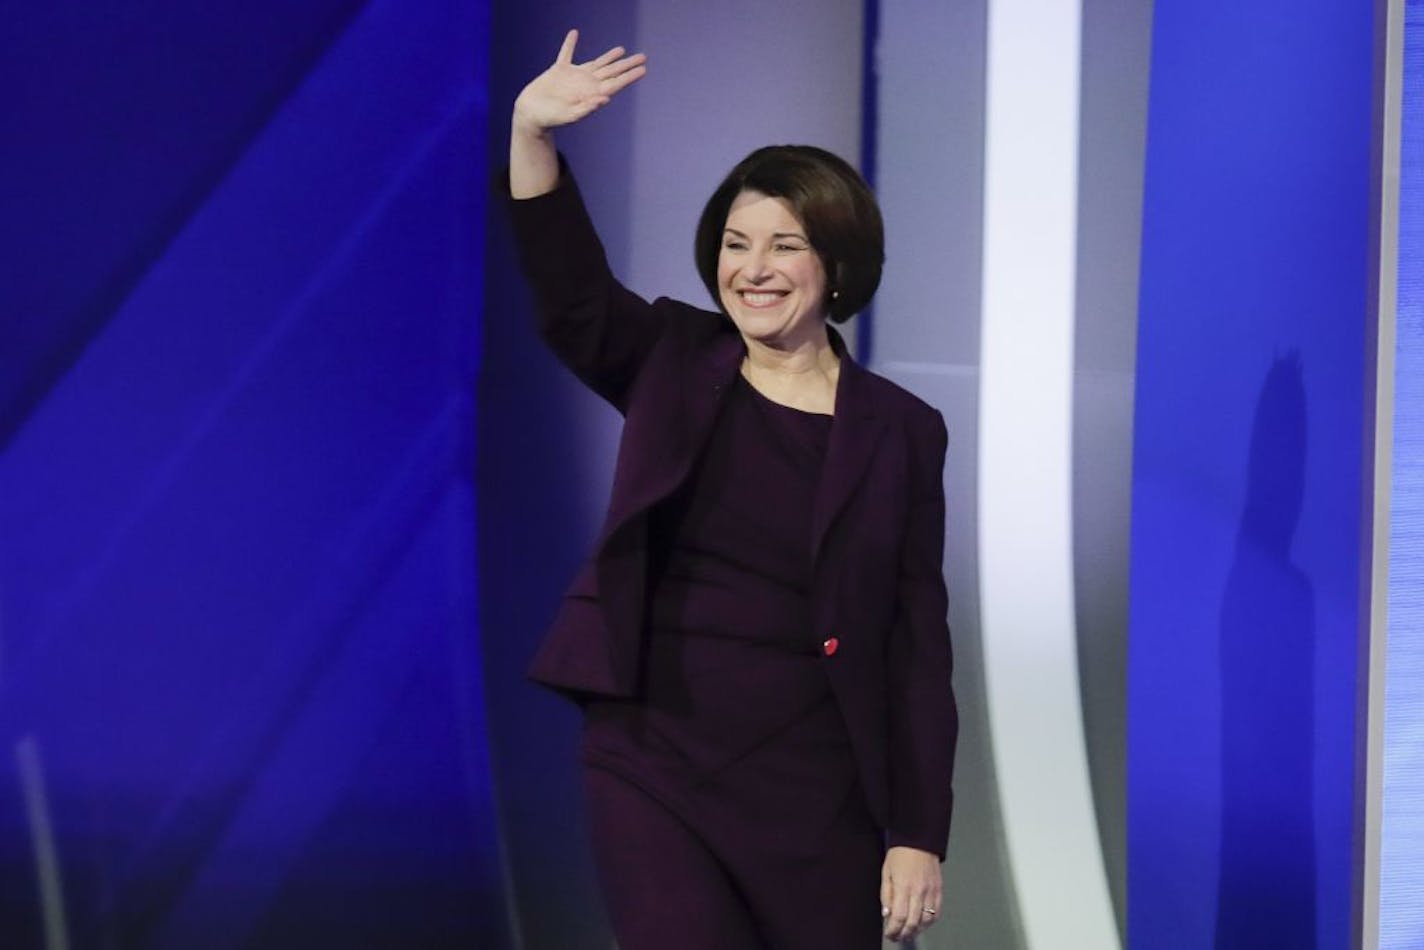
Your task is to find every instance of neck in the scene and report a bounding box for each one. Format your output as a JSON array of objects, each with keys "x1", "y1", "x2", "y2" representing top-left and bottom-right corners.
[
  {"x1": 739, "y1": 326, "x2": 842, "y2": 414},
  {"x1": 741, "y1": 325, "x2": 840, "y2": 379}
]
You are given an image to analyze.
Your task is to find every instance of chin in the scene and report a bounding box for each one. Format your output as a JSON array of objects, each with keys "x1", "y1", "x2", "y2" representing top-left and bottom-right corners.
[{"x1": 732, "y1": 314, "x2": 791, "y2": 341}]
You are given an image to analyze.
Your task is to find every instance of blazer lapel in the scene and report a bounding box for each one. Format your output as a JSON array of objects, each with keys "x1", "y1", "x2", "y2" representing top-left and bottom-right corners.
[
  {"x1": 602, "y1": 329, "x2": 744, "y2": 537},
  {"x1": 684, "y1": 332, "x2": 746, "y2": 470},
  {"x1": 811, "y1": 337, "x2": 886, "y2": 565},
  {"x1": 594, "y1": 328, "x2": 743, "y2": 691},
  {"x1": 660, "y1": 330, "x2": 744, "y2": 502},
  {"x1": 603, "y1": 321, "x2": 880, "y2": 563}
]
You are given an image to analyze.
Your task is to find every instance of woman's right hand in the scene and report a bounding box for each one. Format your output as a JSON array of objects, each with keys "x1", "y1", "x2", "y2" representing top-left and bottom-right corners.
[
  {"x1": 510, "y1": 30, "x2": 645, "y2": 198},
  {"x1": 513, "y1": 30, "x2": 646, "y2": 137}
]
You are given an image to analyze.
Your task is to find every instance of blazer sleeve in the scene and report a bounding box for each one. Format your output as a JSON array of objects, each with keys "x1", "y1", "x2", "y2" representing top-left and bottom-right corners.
[
  {"x1": 501, "y1": 157, "x2": 666, "y2": 413},
  {"x1": 885, "y1": 409, "x2": 958, "y2": 858}
]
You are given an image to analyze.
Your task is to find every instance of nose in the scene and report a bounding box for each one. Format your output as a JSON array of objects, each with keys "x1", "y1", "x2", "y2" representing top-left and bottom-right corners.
[{"x1": 743, "y1": 248, "x2": 772, "y2": 282}]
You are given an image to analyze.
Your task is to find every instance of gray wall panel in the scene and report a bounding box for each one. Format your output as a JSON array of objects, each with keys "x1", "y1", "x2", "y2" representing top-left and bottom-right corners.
[{"x1": 875, "y1": 2, "x2": 1024, "y2": 947}]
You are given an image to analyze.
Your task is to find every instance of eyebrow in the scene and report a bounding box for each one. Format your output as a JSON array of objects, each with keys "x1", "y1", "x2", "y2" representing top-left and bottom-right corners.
[{"x1": 722, "y1": 227, "x2": 809, "y2": 241}]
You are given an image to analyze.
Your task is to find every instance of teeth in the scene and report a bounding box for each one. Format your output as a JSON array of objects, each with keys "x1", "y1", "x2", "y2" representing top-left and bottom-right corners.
[{"x1": 742, "y1": 292, "x2": 783, "y2": 307}]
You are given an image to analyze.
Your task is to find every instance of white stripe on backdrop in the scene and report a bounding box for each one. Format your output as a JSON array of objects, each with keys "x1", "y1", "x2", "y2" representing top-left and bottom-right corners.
[{"x1": 978, "y1": 1, "x2": 1120, "y2": 947}]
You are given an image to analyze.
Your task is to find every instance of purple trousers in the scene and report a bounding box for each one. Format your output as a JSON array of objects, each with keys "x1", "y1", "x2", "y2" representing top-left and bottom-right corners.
[{"x1": 584, "y1": 765, "x2": 884, "y2": 949}]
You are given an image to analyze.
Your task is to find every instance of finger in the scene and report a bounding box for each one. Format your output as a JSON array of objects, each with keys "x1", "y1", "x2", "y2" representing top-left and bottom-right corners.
[
  {"x1": 599, "y1": 63, "x2": 646, "y2": 97},
  {"x1": 595, "y1": 51, "x2": 646, "y2": 78},
  {"x1": 568, "y1": 95, "x2": 610, "y2": 122},
  {"x1": 587, "y1": 45, "x2": 626, "y2": 69},
  {"x1": 917, "y1": 894, "x2": 939, "y2": 928},
  {"x1": 912, "y1": 885, "x2": 942, "y2": 937},
  {"x1": 557, "y1": 29, "x2": 578, "y2": 65},
  {"x1": 928, "y1": 883, "x2": 943, "y2": 917},
  {"x1": 904, "y1": 891, "x2": 924, "y2": 940},
  {"x1": 884, "y1": 888, "x2": 912, "y2": 941}
]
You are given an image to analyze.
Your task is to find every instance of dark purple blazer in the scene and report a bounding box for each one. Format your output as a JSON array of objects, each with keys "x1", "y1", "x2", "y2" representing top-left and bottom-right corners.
[{"x1": 505, "y1": 166, "x2": 957, "y2": 857}]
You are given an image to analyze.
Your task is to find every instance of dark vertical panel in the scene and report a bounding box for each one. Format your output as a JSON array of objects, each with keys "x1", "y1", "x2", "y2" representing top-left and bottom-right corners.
[
  {"x1": 1129, "y1": 1, "x2": 1373, "y2": 947},
  {"x1": 856, "y1": 0, "x2": 880, "y2": 363},
  {"x1": 480, "y1": 5, "x2": 636, "y2": 949}
]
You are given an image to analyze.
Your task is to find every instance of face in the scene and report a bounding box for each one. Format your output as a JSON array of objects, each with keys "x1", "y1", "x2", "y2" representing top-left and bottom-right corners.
[{"x1": 717, "y1": 189, "x2": 830, "y2": 349}]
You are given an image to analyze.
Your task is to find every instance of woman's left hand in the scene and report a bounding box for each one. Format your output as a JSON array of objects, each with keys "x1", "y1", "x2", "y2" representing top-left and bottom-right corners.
[{"x1": 881, "y1": 845, "x2": 943, "y2": 943}]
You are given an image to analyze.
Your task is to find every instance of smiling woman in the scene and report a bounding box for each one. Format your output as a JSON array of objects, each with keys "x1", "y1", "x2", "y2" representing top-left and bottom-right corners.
[
  {"x1": 695, "y1": 144, "x2": 885, "y2": 328},
  {"x1": 501, "y1": 28, "x2": 956, "y2": 949},
  {"x1": 717, "y1": 191, "x2": 830, "y2": 350},
  {"x1": 688, "y1": 145, "x2": 885, "y2": 418}
]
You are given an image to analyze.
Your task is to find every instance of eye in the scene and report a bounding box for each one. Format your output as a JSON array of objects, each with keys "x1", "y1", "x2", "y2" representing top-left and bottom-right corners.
[
  {"x1": 723, "y1": 239, "x2": 748, "y2": 251},
  {"x1": 773, "y1": 242, "x2": 805, "y2": 253}
]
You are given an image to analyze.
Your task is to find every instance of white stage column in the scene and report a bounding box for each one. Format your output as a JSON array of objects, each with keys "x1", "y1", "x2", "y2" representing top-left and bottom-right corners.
[{"x1": 978, "y1": 1, "x2": 1119, "y2": 946}]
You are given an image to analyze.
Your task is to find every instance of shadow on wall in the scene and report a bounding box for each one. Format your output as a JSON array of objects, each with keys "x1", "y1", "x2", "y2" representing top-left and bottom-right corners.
[{"x1": 1215, "y1": 353, "x2": 1316, "y2": 948}]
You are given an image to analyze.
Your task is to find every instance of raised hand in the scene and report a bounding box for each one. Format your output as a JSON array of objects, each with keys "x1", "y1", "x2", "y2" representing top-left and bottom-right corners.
[
  {"x1": 510, "y1": 30, "x2": 646, "y2": 198},
  {"x1": 514, "y1": 30, "x2": 647, "y2": 136}
]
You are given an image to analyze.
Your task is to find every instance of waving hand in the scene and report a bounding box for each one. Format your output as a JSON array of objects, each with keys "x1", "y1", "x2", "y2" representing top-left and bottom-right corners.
[
  {"x1": 515, "y1": 30, "x2": 647, "y2": 133},
  {"x1": 510, "y1": 30, "x2": 646, "y2": 197}
]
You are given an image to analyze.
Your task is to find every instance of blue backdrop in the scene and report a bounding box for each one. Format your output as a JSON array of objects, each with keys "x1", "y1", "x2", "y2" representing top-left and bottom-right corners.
[
  {"x1": 1128, "y1": 1, "x2": 1374, "y2": 947},
  {"x1": 2, "y1": 3, "x2": 1403, "y2": 947},
  {"x1": 0, "y1": 2, "x2": 506, "y2": 945}
]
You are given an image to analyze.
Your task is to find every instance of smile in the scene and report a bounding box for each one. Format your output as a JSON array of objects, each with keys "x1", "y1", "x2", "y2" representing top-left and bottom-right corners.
[{"x1": 738, "y1": 290, "x2": 788, "y2": 309}]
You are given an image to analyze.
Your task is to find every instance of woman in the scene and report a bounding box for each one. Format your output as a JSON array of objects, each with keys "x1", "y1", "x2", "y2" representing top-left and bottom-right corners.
[{"x1": 506, "y1": 30, "x2": 956, "y2": 948}]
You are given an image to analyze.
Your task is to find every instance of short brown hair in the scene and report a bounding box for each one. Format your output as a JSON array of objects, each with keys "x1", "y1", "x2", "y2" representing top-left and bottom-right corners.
[{"x1": 694, "y1": 145, "x2": 884, "y2": 324}]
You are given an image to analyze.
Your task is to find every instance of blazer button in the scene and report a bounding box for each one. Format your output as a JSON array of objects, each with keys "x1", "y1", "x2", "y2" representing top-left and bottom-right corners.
[{"x1": 822, "y1": 637, "x2": 839, "y2": 657}]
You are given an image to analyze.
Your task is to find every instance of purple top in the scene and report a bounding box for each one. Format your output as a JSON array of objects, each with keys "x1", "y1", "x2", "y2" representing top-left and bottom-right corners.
[{"x1": 585, "y1": 374, "x2": 856, "y2": 789}]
